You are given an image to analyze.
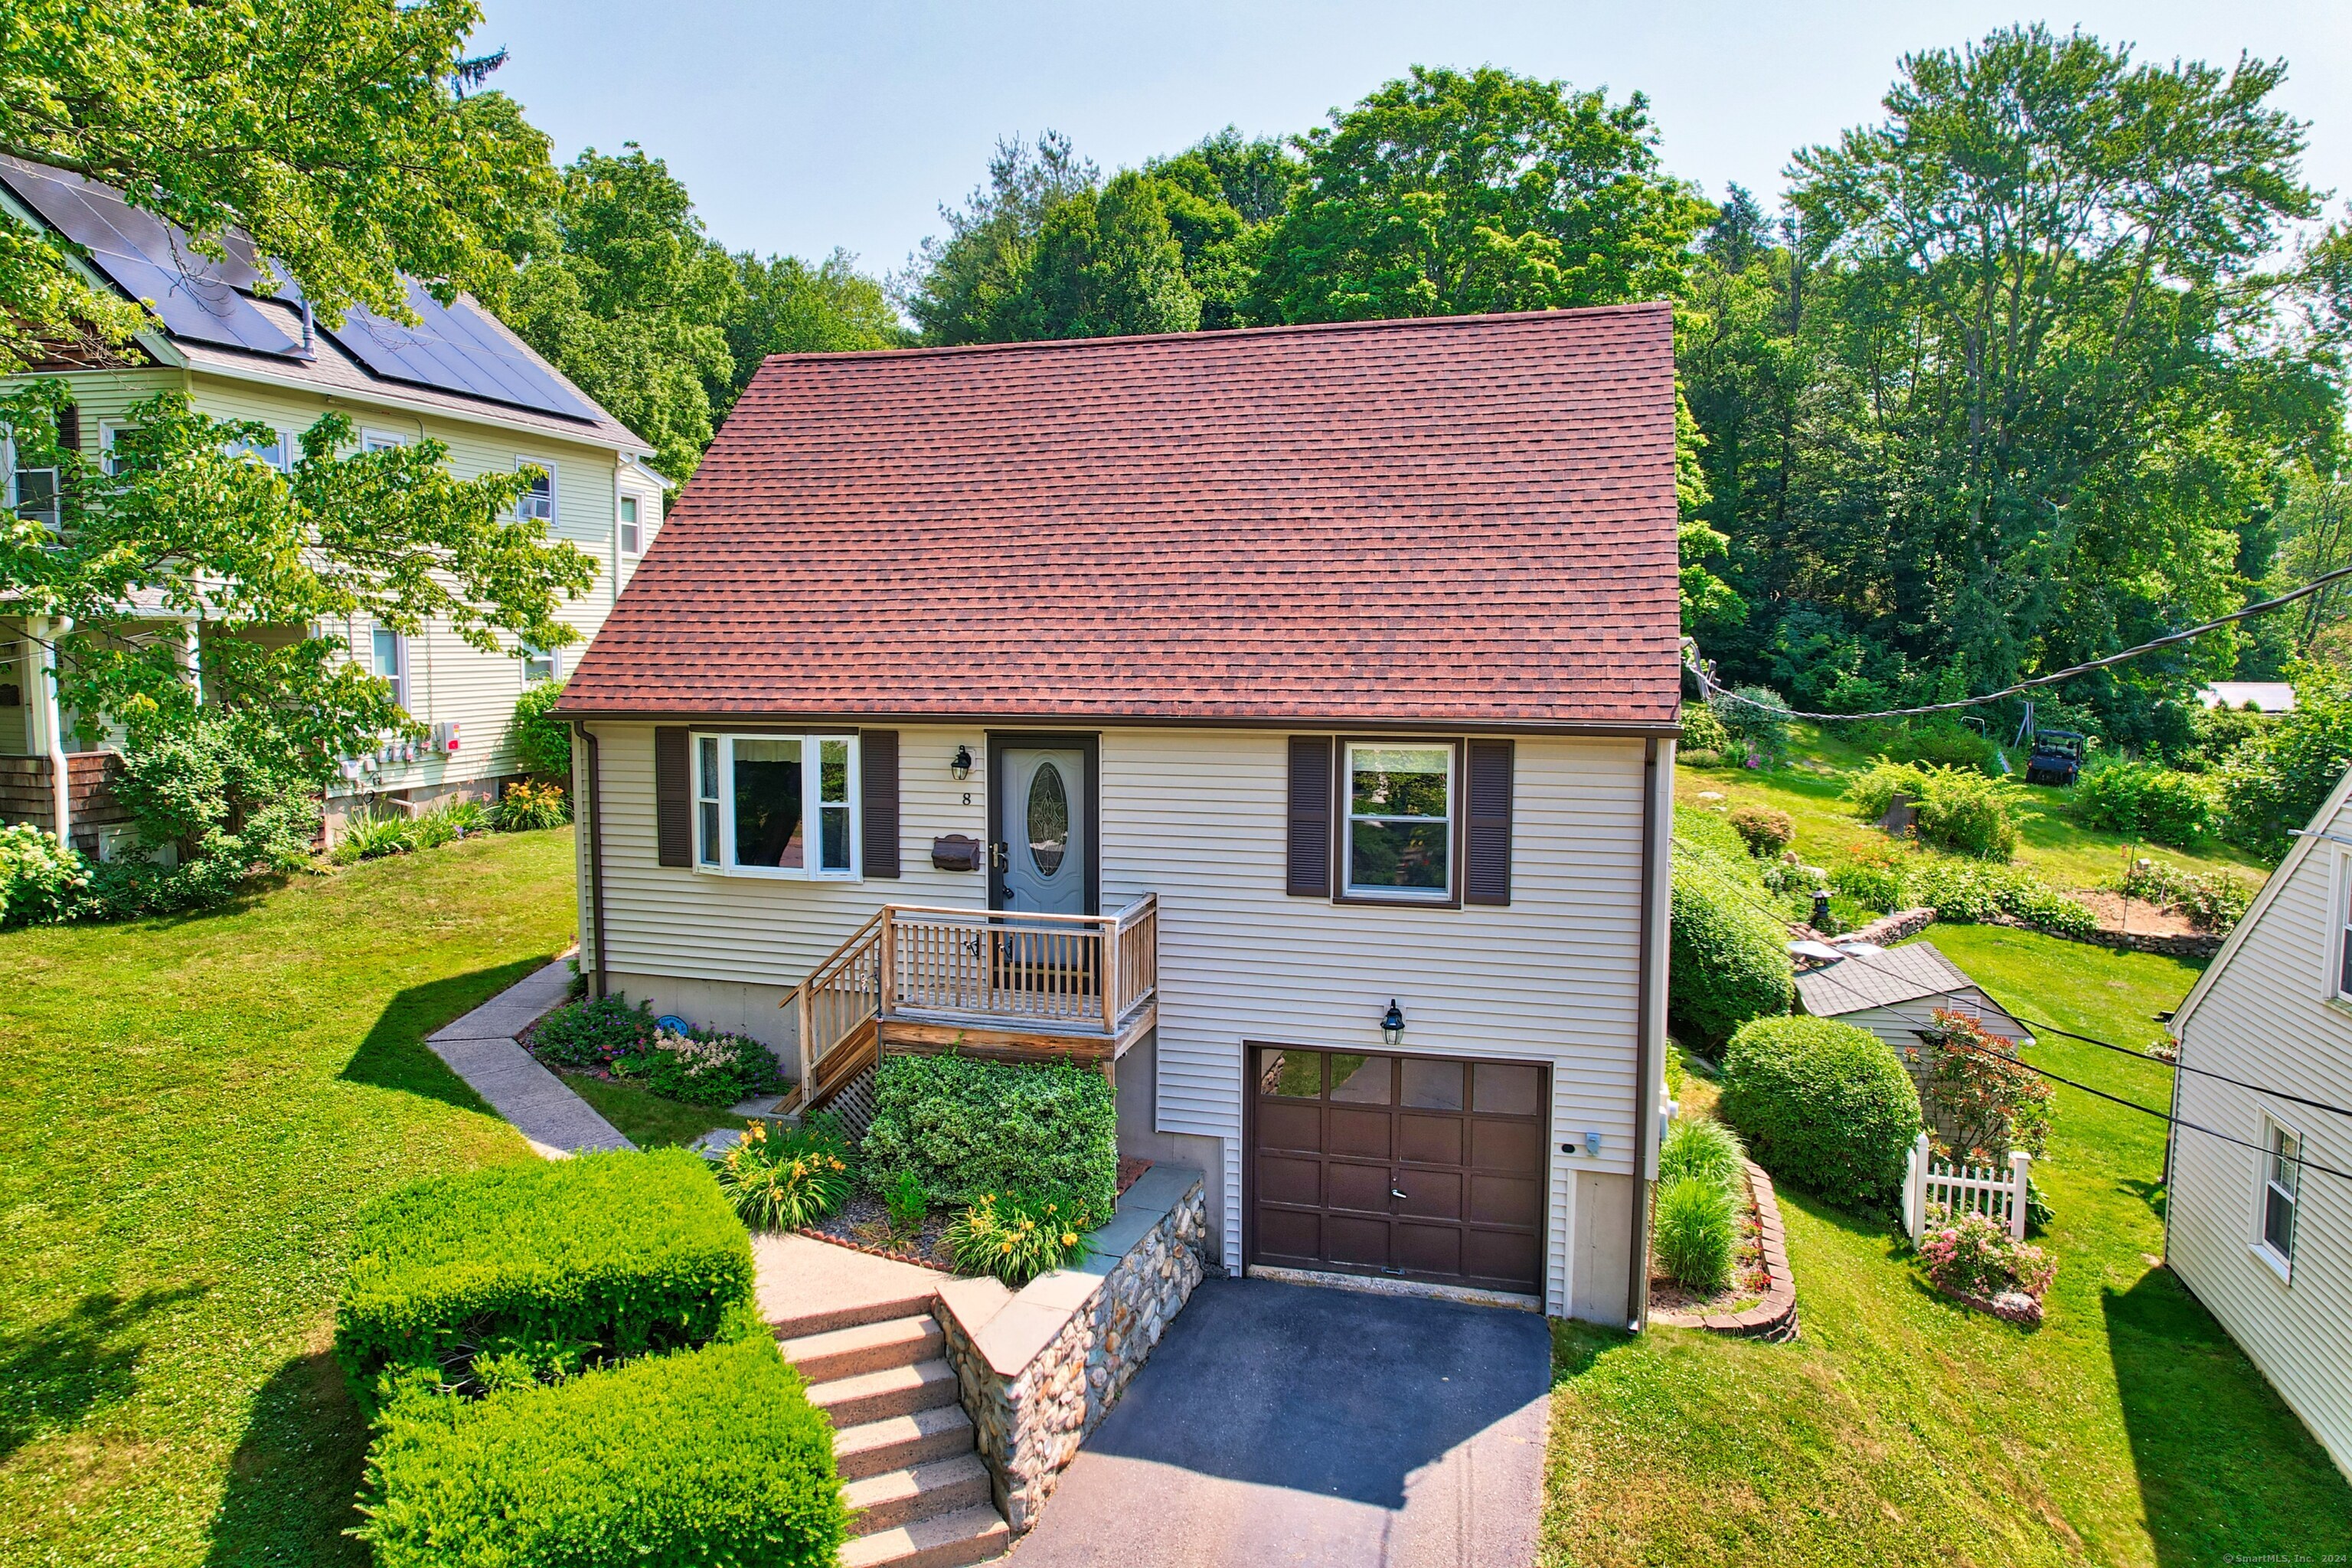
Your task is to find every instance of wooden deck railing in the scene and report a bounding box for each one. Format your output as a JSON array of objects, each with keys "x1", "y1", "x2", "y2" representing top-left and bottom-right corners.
[{"x1": 787, "y1": 895, "x2": 1159, "y2": 1112}]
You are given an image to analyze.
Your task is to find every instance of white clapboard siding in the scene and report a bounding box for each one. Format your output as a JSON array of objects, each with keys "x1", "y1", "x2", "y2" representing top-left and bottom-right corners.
[
  {"x1": 1831, "y1": 996, "x2": 2030, "y2": 1057},
  {"x1": 2170, "y1": 786, "x2": 2352, "y2": 1478},
  {"x1": 586, "y1": 722, "x2": 1653, "y2": 1313}
]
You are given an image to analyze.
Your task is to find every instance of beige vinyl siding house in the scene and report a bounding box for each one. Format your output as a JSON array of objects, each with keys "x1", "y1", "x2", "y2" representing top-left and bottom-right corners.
[
  {"x1": 0, "y1": 155, "x2": 664, "y2": 848},
  {"x1": 576, "y1": 720, "x2": 1671, "y2": 1320},
  {"x1": 2167, "y1": 769, "x2": 2352, "y2": 1480},
  {"x1": 558, "y1": 307, "x2": 1689, "y2": 1327}
]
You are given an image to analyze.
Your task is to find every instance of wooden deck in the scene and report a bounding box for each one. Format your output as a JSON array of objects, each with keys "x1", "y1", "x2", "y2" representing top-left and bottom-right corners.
[{"x1": 789, "y1": 896, "x2": 1158, "y2": 1114}]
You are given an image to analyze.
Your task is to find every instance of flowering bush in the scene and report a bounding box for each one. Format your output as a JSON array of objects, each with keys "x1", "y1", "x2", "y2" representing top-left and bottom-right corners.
[
  {"x1": 1909, "y1": 1010, "x2": 2053, "y2": 1164},
  {"x1": 715, "y1": 1121, "x2": 852, "y2": 1231},
  {"x1": 494, "y1": 778, "x2": 570, "y2": 831},
  {"x1": 1918, "y1": 1209, "x2": 2055, "y2": 1302},
  {"x1": 528, "y1": 993, "x2": 657, "y2": 1069},
  {"x1": 945, "y1": 1188, "x2": 1096, "y2": 1286},
  {"x1": 0, "y1": 824, "x2": 89, "y2": 927},
  {"x1": 1729, "y1": 805, "x2": 1795, "y2": 858},
  {"x1": 616, "y1": 1027, "x2": 786, "y2": 1108}
]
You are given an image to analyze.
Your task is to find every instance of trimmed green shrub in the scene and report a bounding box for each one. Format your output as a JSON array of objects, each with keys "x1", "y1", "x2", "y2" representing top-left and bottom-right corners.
[
  {"x1": 1712, "y1": 684, "x2": 1791, "y2": 766},
  {"x1": 1729, "y1": 805, "x2": 1795, "y2": 858},
  {"x1": 528, "y1": 992, "x2": 658, "y2": 1069},
  {"x1": 1659, "y1": 1115, "x2": 1746, "y2": 1191},
  {"x1": 1719, "y1": 1015, "x2": 1922, "y2": 1210},
  {"x1": 0, "y1": 824, "x2": 88, "y2": 927},
  {"x1": 511, "y1": 676, "x2": 573, "y2": 782},
  {"x1": 2076, "y1": 759, "x2": 2216, "y2": 847},
  {"x1": 1655, "y1": 1174, "x2": 1737, "y2": 1295},
  {"x1": 861, "y1": 1054, "x2": 1117, "y2": 1223},
  {"x1": 1680, "y1": 701, "x2": 1735, "y2": 758},
  {"x1": 714, "y1": 1120, "x2": 854, "y2": 1231},
  {"x1": 617, "y1": 1026, "x2": 787, "y2": 1106},
  {"x1": 357, "y1": 1334, "x2": 847, "y2": 1568},
  {"x1": 335, "y1": 1149, "x2": 753, "y2": 1413},
  {"x1": 1668, "y1": 825, "x2": 1793, "y2": 1051}
]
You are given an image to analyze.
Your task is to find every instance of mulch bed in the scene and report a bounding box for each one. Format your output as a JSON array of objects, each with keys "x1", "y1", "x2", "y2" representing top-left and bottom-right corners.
[
  {"x1": 1647, "y1": 1165, "x2": 1769, "y2": 1318},
  {"x1": 796, "y1": 1156, "x2": 1155, "y2": 1272},
  {"x1": 1649, "y1": 1160, "x2": 1800, "y2": 1339}
]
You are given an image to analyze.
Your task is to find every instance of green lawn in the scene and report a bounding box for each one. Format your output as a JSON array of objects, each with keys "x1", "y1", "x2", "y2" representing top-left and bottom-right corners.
[
  {"x1": 0, "y1": 829, "x2": 577, "y2": 1568},
  {"x1": 1545, "y1": 926, "x2": 2352, "y2": 1567},
  {"x1": 563, "y1": 1070, "x2": 745, "y2": 1149},
  {"x1": 1681, "y1": 724, "x2": 2270, "y2": 893}
]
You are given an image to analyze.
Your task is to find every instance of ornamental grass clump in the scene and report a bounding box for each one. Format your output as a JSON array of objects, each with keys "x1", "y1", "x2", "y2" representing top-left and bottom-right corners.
[
  {"x1": 1660, "y1": 1114, "x2": 1746, "y2": 1191},
  {"x1": 946, "y1": 1188, "x2": 1096, "y2": 1287},
  {"x1": 716, "y1": 1121, "x2": 853, "y2": 1232},
  {"x1": 1654, "y1": 1175, "x2": 1738, "y2": 1295}
]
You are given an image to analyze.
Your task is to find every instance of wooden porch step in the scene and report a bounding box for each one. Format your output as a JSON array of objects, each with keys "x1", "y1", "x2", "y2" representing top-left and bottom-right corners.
[
  {"x1": 782, "y1": 1313, "x2": 945, "y2": 1382},
  {"x1": 838, "y1": 1504, "x2": 1010, "y2": 1568},
  {"x1": 808, "y1": 1357, "x2": 961, "y2": 1427},
  {"x1": 843, "y1": 1453, "x2": 993, "y2": 1535},
  {"x1": 831, "y1": 1403, "x2": 980, "y2": 1482}
]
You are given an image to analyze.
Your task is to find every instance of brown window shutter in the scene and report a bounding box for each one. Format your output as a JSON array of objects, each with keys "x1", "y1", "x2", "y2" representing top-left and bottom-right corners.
[
  {"x1": 1465, "y1": 740, "x2": 1514, "y2": 906},
  {"x1": 654, "y1": 727, "x2": 691, "y2": 867},
  {"x1": 57, "y1": 403, "x2": 80, "y2": 459},
  {"x1": 860, "y1": 729, "x2": 900, "y2": 877},
  {"x1": 1286, "y1": 736, "x2": 1333, "y2": 897}
]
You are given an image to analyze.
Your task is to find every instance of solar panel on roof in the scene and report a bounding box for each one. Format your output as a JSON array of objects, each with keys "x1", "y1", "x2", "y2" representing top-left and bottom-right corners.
[
  {"x1": 0, "y1": 155, "x2": 303, "y2": 358},
  {"x1": 321, "y1": 282, "x2": 603, "y2": 423}
]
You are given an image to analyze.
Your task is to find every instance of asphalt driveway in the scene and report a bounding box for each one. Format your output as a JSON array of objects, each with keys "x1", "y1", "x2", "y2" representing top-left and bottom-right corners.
[{"x1": 1007, "y1": 1277, "x2": 1552, "y2": 1568}]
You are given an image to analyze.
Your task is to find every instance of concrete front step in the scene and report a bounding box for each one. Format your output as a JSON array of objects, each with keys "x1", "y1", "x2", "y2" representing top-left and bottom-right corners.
[
  {"x1": 832, "y1": 1403, "x2": 981, "y2": 1482},
  {"x1": 838, "y1": 1504, "x2": 1011, "y2": 1568},
  {"x1": 844, "y1": 1453, "x2": 992, "y2": 1536},
  {"x1": 808, "y1": 1357, "x2": 961, "y2": 1428},
  {"x1": 769, "y1": 1283, "x2": 941, "y2": 1341},
  {"x1": 783, "y1": 1313, "x2": 944, "y2": 1383}
]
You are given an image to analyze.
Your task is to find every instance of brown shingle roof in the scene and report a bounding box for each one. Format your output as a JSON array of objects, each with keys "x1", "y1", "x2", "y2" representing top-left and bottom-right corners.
[{"x1": 557, "y1": 304, "x2": 1683, "y2": 727}]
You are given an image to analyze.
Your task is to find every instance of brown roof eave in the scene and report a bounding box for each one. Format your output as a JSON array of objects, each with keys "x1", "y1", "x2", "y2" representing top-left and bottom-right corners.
[{"x1": 550, "y1": 704, "x2": 1684, "y2": 740}]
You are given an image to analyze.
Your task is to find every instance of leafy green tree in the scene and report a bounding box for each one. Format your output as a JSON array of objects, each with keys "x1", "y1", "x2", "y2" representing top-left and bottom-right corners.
[
  {"x1": 1147, "y1": 130, "x2": 1302, "y2": 328},
  {"x1": 488, "y1": 145, "x2": 739, "y2": 483},
  {"x1": 1001, "y1": 172, "x2": 1200, "y2": 339},
  {"x1": 0, "y1": 0, "x2": 554, "y2": 371},
  {"x1": 2219, "y1": 658, "x2": 2352, "y2": 854},
  {"x1": 897, "y1": 132, "x2": 1099, "y2": 345},
  {"x1": 1252, "y1": 66, "x2": 1710, "y2": 324},
  {"x1": 722, "y1": 249, "x2": 906, "y2": 405},
  {"x1": 0, "y1": 386, "x2": 593, "y2": 901},
  {"x1": 1682, "y1": 27, "x2": 2349, "y2": 745}
]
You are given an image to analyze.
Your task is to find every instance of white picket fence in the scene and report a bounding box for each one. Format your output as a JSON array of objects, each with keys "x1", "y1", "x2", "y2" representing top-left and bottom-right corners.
[{"x1": 1903, "y1": 1132, "x2": 2030, "y2": 1242}]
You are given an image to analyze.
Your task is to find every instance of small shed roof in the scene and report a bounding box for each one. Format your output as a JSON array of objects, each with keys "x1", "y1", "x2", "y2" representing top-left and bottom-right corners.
[{"x1": 1793, "y1": 940, "x2": 2014, "y2": 1024}]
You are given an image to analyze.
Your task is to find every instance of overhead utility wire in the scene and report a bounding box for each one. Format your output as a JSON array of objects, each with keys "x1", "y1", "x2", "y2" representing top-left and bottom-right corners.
[
  {"x1": 1683, "y1": 561, "x2": 2352, "y2": 724},
  {"x1": 1668, "y1": 838, "x2": 2352, "y2": 1173}
]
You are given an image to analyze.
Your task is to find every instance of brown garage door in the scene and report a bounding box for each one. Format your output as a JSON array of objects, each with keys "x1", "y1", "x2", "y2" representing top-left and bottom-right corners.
[{"x1": 1246, "y1": 1045, "x2": 1547, "y2": 1295}]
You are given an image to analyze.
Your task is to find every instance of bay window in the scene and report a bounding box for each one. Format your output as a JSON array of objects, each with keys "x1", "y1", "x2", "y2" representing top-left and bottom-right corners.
[{"x1": 694, "y1": 732, "x2": 859, "y2": 877}]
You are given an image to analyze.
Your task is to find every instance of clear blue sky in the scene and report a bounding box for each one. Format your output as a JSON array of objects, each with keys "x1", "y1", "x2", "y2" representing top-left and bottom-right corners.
[{"x1": 472, "y1": 0, "x2": 2352, "y2": 279}]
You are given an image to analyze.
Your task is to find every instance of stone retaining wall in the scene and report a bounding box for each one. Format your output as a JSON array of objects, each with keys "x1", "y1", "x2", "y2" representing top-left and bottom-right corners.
[{"x1": 934, "y1": 1165, "x2": 1206, "y2": 1535}]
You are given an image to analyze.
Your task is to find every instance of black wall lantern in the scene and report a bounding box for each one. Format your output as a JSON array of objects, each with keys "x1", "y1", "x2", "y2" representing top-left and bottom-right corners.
[
  {"x1": 950, "y1": 744, "x2": 972, "y2": 782},
  {"x1": 1380, "y1": 999, "x2": 1405, "y2": 1048}
]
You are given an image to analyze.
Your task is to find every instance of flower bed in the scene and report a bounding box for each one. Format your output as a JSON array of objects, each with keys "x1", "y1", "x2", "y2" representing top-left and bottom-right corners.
[
  {"x1": 1918, "y1": 1208, "x2": 2056, "y2": 1326},
  {"x1": 1649, "y1": 1160, "x2": 1800, "y2": 1338},
  {"x1": 794, "y1": 1156, "x2": 1155, "y2": 1271}
]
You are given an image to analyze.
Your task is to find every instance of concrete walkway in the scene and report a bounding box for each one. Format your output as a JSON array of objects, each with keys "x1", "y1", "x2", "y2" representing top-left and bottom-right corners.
[
  {"x1": 1007, "y1": 1277, "x2": 1550, "y2": 1568},
  {"x1": 426, "y1": 959, "x2": 633, "y2": 1158}
]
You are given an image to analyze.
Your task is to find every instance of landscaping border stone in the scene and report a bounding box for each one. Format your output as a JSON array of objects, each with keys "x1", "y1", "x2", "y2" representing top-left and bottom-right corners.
[
  {"x1": 1650, "y1": 1159, "x2": 1798, "y2": 1341},
  {"x1": 932, "y1": 1165, "x2": 1206, "y2": 1534}
]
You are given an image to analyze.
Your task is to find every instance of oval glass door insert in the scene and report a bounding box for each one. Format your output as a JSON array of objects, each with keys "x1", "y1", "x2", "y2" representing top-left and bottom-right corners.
[{"x1": 1027, "y1": 763, "x2": 1070, "y2": 876}]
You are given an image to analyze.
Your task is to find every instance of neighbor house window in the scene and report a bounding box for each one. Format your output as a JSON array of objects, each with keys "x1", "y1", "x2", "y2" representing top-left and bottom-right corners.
[
  {"x1": 520, "y1": 642, "x2": 559, "y2": 684},
  {"x1": 694, "y1": 733, "x2": 858, "y2": 878},
  {"x1": 225, "y1": 430, "x2": 289, "y2": 470},
  {"x1": 1343, "y1": 742, "x2": 1454, "y2": 900},
  {"x1": 517, "y1": 460, "x2": 554, "y2": 522},
  {"x1": 2337, "y1": 863, "x2": 2352, "y2": 999},
  {"x1": 99, "y1": 421, "x2": 142, "y2": 475},
  {"x1": 2259, "y1": 1121, "x2": 2301, "y2": 1274},
  {"x1": 619, "y1": 494, "x2": 642, "y2": 554},
  {"x1": 371, "y1": 626, "x2": 407, "y2": 710},
  {"x1": 361, "y1": 430, "x2": 407, "y2": 453},
  {"x1": 7, "y1": 458, "x2": 57, "y2": 531}
]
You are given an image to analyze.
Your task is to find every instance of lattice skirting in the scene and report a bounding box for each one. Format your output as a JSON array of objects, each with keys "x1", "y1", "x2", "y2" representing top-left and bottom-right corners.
[{"x1": 821, "y1": 1063, "x2": 878, "y2": 1141}]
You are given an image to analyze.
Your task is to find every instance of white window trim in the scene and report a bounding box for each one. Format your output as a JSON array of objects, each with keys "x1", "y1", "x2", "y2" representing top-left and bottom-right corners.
[
  {"x1": 5, "y1": 430, "x2": 60, "y2": 530},
  {"x1": 517, "y1": 456, "x2": 557, "y2": 524},
  {"x1": 224, "y1": 427, "x2": 295, "y2": 472},
  {"x1": 99, "y1": 419, "x2": 135, "y2": 475},
  {"x1": 2251, "y1": 1113, "x2": 2302, "y2": 1284},
  {"x1": 693, "y1": 730, "x2": 861, "y2": 880},
  {"x1": 2332, "y1": 849, "x2": 2352, "y2": 1003},
  {"x1": 1340, "y1": 739, "x2": 1458, "y2": 903},
  {"x1": 359, "y1": 428, "x2": 410, "y2": 453},
  {"x1": 370, "y1": 624, "x2": 410, "y2": 711},
  {"x1": 619, "y1": 492, "x2": 644, "y2": 556},
  {"x1": 519, "y1": 640, "x2": 562, "y2": 685}
]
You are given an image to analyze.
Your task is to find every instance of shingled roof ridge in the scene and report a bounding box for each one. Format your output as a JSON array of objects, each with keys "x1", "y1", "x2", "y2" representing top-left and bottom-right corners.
[{"x1": 753, "y1": 299, "x2": 1672, "y2": 371}]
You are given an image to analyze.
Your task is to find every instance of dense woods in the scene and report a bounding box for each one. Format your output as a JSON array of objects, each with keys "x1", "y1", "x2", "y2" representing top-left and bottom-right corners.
[{"x1": 7, "y1": 8, "x2": 2351, "y2": 750}]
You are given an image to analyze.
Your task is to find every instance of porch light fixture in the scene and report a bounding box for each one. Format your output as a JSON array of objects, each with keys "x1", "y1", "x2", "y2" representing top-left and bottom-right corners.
[
  {"x1": 1380, "y1": 1000, "x2": 1405, "y2": 1048},
  {"x1": 950, "y1": 744, "x2": 972, "y2": 781}
]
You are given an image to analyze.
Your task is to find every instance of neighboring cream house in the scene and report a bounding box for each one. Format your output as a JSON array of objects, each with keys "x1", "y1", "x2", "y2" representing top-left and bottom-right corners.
[
  {"x1": 2167, "y1": 769, "x2": 2352, "y2": 1479},
  {"x1": 0, "y1": 155, "x2": 665, "y2": 853},
  {"x1": 557, "y1": 306, "x2": 1683, "y2": 1325}
]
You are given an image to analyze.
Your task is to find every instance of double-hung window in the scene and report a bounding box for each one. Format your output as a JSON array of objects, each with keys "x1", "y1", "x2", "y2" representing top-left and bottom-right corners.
[
  {"x1": 517, "y1": 460, "x2": 554, "y2": 523},
  {"x1": 371, "y1": 626, "x2": 408, "y2": 710},
  {"x1": 7, "y1": 457, "x2": 57, "y2": 531},
  {"x1": 225, "y1": 430, "x2": 289, "y2": 470},
  {"x1": 2337, "y1": 861, "x2": 2352, "y2": 1000},
  {"x1": 619, "y1": 494, "x2": 642, "y2": 555},
  {"x1": 695, "y1": 733, "x2": 858, "y2": 877},
  {"x1": 520, "y1": 642, "x2": 560, "y2": 684},
  {"x1": 1342, "y1": 742, "x2": 1455, "y2": 901},
  {"x1": 2259, "y1": 1121, "x2": 2301, "y2": 1275}
]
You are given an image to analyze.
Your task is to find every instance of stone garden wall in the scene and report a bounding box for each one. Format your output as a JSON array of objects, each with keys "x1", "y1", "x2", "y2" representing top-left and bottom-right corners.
[{"x1": 933, "y1": 1164, "x2": 1206, "y2": 1534}]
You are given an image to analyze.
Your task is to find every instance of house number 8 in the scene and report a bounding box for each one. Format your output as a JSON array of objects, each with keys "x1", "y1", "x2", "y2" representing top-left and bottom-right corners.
[{"x1": 962, "y1": 792, "x2": 972, "y2": 805}]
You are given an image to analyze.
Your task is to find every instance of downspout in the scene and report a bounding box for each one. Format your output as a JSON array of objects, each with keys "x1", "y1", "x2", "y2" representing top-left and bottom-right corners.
[
  {"x1": 1627, "y1": 737, "x2": 1665, "y2": 1331},
  {"x1": 34, "y1": 616, "x2": 71, "y2": 846},
  {"x1": 583, "y1": 722, "x2": 609, "y2": 1000}
]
